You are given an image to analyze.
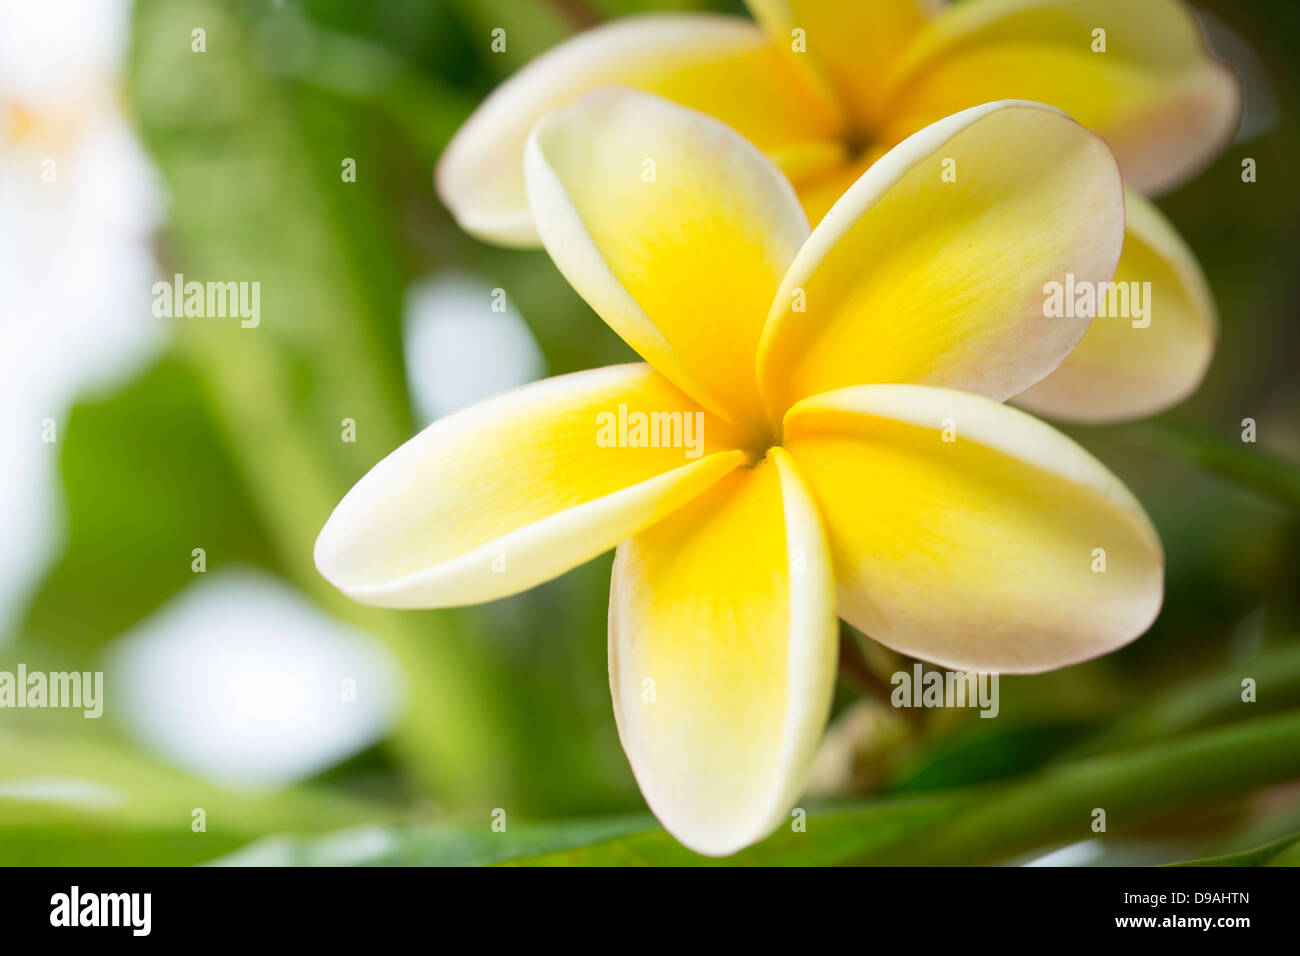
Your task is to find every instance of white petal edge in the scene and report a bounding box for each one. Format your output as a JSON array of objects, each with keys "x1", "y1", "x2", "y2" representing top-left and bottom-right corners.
[
  {"x1": 608, "y1": 447, "x2": 838, "y2": 856},
  {"x1": 315, "y1": 365, "x2": 746, "y2": 609},
  {"x1": 785, "y1": 384, "x2": 1165, "y2": 674},
  {"x1": 435, "y1": 13, "x2": 779, "y2": 247}
]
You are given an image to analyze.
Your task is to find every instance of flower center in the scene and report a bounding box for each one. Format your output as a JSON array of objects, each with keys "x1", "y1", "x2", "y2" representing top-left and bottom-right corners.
[
  {"x1": 844, "y1": 123, "x2": 875, "y2": 161},
  {"x1": 741, "y1": 423, "x2": 783, "y2": 469}
]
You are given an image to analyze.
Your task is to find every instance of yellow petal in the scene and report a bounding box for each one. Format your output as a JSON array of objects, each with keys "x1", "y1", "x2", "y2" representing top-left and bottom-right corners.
[
  {"x1": 784, "y1": 385, "x2": 1163, "y2": 673},
  {"x1": 610, "y1": 448, "x2": 837, "y2": 856},
  {"x1": 315, "y1": 364, "x2": 745, "y2": 608},
  {"x1": 882, "y1": 0, "x2": 1241, "y2": 194},
  {"x1": 746, "y1": 0, "x2": 936, "y2": 130},
  {"x1": 765, "y1": 139, "x2": 850, "y2": 192},
  {"x1": 1014, "y1": 190, "x2": 1216, "y2": 422},
  {"x1": 758, "y1": 101, "x2": 1124, "y2": 421},
  {"x1": 436, "y1": 14, "x2": 841, "y2": 247},
  {"x1": 793, "y1": 146, "x2": 888, "y2": 227},
  {"x1": 527, "y1": 88, "x2": 810, "y2": 438}
]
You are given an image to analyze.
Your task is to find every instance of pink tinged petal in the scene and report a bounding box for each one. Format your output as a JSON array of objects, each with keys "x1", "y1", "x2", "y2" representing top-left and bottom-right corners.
[
  {"x1": 784, "y1": 384, "x2": 1164, "y2": 674},
  {"x1": 1013, "y1": 190, "x2": 1217, "y2": 423},
  {"x1": 881, "y1": 0, "x2": 1242, "y2": 194}
]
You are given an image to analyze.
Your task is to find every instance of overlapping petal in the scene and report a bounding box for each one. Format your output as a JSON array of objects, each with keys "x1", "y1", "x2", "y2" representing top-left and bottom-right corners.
[
  {"x1": 783, "y1": 385, "x2": 1164, "y2": 673},
  {"x1": 1014, "y1": 190, "x2": 1217, "y2": 422},
  {"x1": 315, "y1": 364, "x2": 745, "y2": 609},
  {"x1": 757, "y1": 100, "x2": 1125, "y2": 420},
  {"x1": 881, "y1": 0, "x2": 1242, "y2": 194},
  {"x1": 436, "y1": 14, "x2": 841, "y2": 246},
  {"x1": 609, "y1": 448, "x2": 837, "y2": 856},
  {"x1": 745, "y1": 0, "x2": 936, "y2": 131},
  {"x1": 526, "y1": 87, "x2": 810, "y2": 437}
]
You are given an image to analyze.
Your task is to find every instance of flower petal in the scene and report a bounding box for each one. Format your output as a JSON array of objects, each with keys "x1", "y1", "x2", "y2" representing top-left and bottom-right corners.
[
  {"x1": 793, "y1": 146, "x2": 888, "y2": 227},
  {"x1": 436, "y1": 14, "x2": 841, "y2": 247},
  {"x1": 1014, "y1": 190, "x2": 1217, "y2": 422},
  {"x1": 526, "y1": 88, "x2": 810, "y2": 437},
  {"x1": 315, "y1": 364, "x2": 745, "y2": 609},
  {"x1": 609, "y1": 447, "x2": 837, "y2": 856},
  {"x1": 757, "y1": 101, "x2": 1124, "y2": 420},
  {"x1": 783, "y1": 385, "x2": 1163, "y2": 674},
  {"x1": 746, "y1": 0, "x2": 936, "y2": 129},
  {"x1": 882, "y1": 0, "x2": 1241, "y2": 194}
]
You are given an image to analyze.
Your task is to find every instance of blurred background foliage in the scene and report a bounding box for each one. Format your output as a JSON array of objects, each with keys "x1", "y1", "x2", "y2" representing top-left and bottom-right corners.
[{"x1": 2, "y1": 0, "x2": 1299, "y2": 865}]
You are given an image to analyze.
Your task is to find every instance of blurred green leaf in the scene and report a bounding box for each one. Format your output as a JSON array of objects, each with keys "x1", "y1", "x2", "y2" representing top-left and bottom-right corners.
[
  {"x1": 1064, "y1": 641, "x2": 1300, "y2": 759},
  {"x1": 269, "y1": 19, "x2": 476, "y2": 163},
  {"x1": 213, "y1": 815, "x2": 653, "y2": 866},
  {"x1": 227, "y1": 711, "x2": 1300, "y2": 866},
  {"x1": 1124, "y1": 422, "x2": 1300, "y2": 513},
  {"x1": 888, "y1": 719, "x2": 1095, "y2": 792},
  {"x1": 901, "y1": 711, "x2": 1300, "y2": 866},
  {"x1": 125, "y1": 0, "x2": 519, "y2": 806},
  {"x1": 23, "y1": 358, "x2": 276, "y2": 654},
  {"x1": 210, "y1": 793, "x2": 974, "y2": 866},
  {"x1": 1167, "y1": 831, "x2": 1300, "y2": 867},
  {"x1": 0, "y1": 728, "x2": 394, "y2": 866},
  {"x1": 444, "y1": 0, "x2": 575, "y2": 75}
]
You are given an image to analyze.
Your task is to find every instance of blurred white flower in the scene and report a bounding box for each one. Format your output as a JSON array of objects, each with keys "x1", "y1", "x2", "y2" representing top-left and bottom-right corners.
[
  {"x1": 0, "y1": 0, "x2": 165, "y2": 633},
  {"x1": 403, "y1": 273, "x2": 545, "y2": 424},
  {"x1": 104, "y1": 569, "x2": 404, "y2": 790}
]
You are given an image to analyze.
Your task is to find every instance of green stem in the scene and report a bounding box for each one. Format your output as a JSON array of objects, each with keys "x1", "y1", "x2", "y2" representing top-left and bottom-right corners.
[{"x1": 884, "y1": 711, "x2": 1300, "y2": 865}]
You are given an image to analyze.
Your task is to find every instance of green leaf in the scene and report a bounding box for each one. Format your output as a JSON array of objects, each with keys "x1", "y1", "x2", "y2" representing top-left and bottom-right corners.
[
  {"x1": 212, "y1": 815, "x2": 656, "y2": 866},
  {"x1": 0, "y1": 728, "x2": 394, "y2": 866},
  {"x1": 125, "y1": 0, "x2": 520, "y2": 806},
  {"x1": 223, "y1": 711, "x2": 1300, "y2": 866},
  {"x1": 896, "y1": 711, "x2": 1300, "y2": 866},
  {"x1": 1063, "y1": 642, "x2": 1300, "y2": 759},
  {"x1": 1167, "y1": 831, "x2": 1300, "y2": 867},
  {"x1": 210, "y1": 793, "x2": 973, "y2": 866},
  {"x1": 888, "y1": 719, "x2": 1095, "y2": 792},
  {"x1": 23, "y1": 358, "x2": 276, "y2": 654},
  {"x1": 275, "y1": 23, "x2": 476, "y2": 162},
  {"x1": 1124, "y1": 422, "x2": 1300, "y2": 513},
  {"x1": 510, "y1": 793, "x2": 975, "y2": 866},
  {"x1": 444, "y1": 0, "x2": 576, "y2": 76}
]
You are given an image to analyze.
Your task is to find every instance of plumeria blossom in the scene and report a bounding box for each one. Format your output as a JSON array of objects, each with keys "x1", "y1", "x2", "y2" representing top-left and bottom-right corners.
[
  {"x1": 319, "y1": 91, "x2": 1164, "y2": 855},
  {"x1": 437, "y1": 0, "x2": 1240, "y2": 423}
]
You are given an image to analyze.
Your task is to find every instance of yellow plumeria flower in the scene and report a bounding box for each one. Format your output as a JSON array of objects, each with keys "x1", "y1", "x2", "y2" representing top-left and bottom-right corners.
[
  {"x1": 437, "y1": 0, "x2": 1240, "y2": 424},
  {"x1": 319, "y1": 90, "x2": 1164, "y2": 856}
]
